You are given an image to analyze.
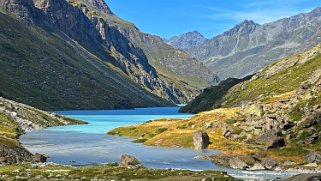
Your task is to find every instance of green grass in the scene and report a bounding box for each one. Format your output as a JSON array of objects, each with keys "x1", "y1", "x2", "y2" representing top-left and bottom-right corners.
[
  {"x1": 180, "y1": 76, "x2": 252, "y2": 113},
  {"x1": 0, "y1": 164, "x2": 240, "y2": 181},
  {"x1": 223, "y1": 54, "x2": 321, "y2": 107}
]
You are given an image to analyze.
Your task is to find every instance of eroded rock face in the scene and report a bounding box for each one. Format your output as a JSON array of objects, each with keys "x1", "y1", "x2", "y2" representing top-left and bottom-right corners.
[
  {"x1": 193, "y1": 132, "x2": 210, "y2": 150},
  {"x1": 119, "y1": 155, "x2": 143, "y2": 169}
]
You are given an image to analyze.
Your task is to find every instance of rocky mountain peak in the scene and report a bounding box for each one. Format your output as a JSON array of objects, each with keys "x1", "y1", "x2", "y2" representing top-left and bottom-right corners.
[
  {"x1": 223, "y1": 19, "x2": 260, "y2": 36},
  {"x1": 81, "y1": 0, "x2": 113, "y2": 14},
  {"x1": 166, "y1": 30, "x2": 208, "y2": 51}
]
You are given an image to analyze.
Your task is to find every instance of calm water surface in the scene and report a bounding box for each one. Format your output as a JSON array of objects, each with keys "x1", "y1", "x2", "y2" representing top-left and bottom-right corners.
[{"x1": 20, "y1": 107, "x2": 303, "y2": 180}]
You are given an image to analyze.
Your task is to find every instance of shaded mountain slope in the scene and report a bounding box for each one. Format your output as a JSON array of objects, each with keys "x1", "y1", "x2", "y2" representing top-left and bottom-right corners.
[
  {"x1": 0, "y1": 0, "x2": 218, "y2": 109},
  {"x1": 0, "y1": 10, "x2": 169, "y2": 110}
]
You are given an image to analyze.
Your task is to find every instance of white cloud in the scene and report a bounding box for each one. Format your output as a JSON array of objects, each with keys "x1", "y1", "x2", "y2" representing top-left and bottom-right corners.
[{"x1": 186, "y1": 0, "x2": 320, "y2": 24}]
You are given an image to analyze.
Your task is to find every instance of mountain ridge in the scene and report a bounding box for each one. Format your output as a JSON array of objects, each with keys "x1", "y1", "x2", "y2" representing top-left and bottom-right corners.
[{"x1": 169, "y1": 7, "x2": 321, "y2": 80}]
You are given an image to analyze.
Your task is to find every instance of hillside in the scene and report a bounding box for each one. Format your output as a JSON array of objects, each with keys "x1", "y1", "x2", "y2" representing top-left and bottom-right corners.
[
  {"x1": 0, "y1": 10, "x2": 170, "y2": 110},
  {"x1": 0, "y1": 97, "x2": 85, "y2": 164},
  {"x1": 182, "y1": 43, "x2": 321, "y2": 113},
  {"x1": 110, "y1": 43, "x2": 321, "y2": 170},
  {"x1": 171, "y1": 8, "x2": 321, "y2": 80},
  {"x1": 67, "y1": 0, "x2": 219, "y2": 96},
  {"x1": 0, "y1": 0, "x2": 216, "y2": 110}
]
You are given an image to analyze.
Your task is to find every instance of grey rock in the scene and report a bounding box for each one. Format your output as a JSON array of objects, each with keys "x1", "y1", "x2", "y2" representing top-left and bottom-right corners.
[
  {"x1": 248, "y1": 163, "x2": 265, "y2": 171},
  {"x1": 0, "y1": 157, "x2": 7, "y2": 163},
  {"x1": 266, "y1": 137, "x2": 285, "y2": 149},
  {"x1": 256, "y1": 130, "x2": 285, "y2": 149},
  {"x1": 229, "y1": 157, "x2": 249, "y2": 170},
  {"x1": 193, "y1": 132, "x2": 210, "y2": 150},
  {"x1": 261, "y1": 158, "x2": 278, "y2": 170},
  {"x1": 120, "y1": 155, "x2": 143, "y2": 169},
  {"x1": 34, "y1": 153, "x2": 47, "y2": 163},
  {"x1": 305, "y1": 152, "x2": 321, "y2": 163}
]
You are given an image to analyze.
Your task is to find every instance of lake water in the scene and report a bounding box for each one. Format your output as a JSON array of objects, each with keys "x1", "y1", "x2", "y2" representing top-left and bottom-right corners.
[{"x1": 20, "y1": 107, "x2": 303, "y2": 180}]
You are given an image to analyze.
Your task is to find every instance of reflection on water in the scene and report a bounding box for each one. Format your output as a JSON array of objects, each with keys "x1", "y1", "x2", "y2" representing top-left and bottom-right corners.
[{"x1": 20, "y1": 107, "x2": 303, "y2": 180}]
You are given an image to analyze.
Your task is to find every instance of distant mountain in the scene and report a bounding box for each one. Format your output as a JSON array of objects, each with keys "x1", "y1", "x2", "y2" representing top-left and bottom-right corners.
[
  {"x1": 0, "y1": 0, "x2": 218, "y2": 110},
  {"x1": 166, "y1": 31, "x2": 208, "y2": 51},
  {"x1": 171, "y1": 8, "x2": 321, "y2": 80}
]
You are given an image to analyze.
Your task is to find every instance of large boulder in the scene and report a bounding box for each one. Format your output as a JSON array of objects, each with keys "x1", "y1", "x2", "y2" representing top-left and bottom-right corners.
[
  {"x1": 193, "y1": 132, "x2": 210, "y2": 150},
  {"x1": 34, "y1": 153, "x2": 47, "y2": 163},
  {"x1": 305, "y1": 152, "x2": 321, "y2": 163},
  {"x1": 255, "y1": 130, "x2": 285, "y2": 149},
  {"x1": 243, "y1": 103, "x2": 264, "y2": 118},
  {"x1": 248, "y1": 163, "x2": 265, "y2": 171},
  {"x1": 261, "y1": 158, "x2": 278, "y2": 170},
  {"x1": 120, "y1": 155, "x2": 143, "y2": 169},
  {"x1": 229, "y1": 156, "x2": 249, "y2": 170}
]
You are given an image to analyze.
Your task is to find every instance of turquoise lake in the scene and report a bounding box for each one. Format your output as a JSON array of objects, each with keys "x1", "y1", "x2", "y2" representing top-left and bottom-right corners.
[{"x1": 20, "y1": 107, "x2": 302, "y2": 180}]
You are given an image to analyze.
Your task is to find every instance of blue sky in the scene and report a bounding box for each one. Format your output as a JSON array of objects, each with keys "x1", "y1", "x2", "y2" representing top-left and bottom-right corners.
[{"x1": 106, "y1": 0, "x2": 321, "y2": 39}]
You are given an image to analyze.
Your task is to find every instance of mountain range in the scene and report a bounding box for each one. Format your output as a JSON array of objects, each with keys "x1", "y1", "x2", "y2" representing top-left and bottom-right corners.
[
  {"x1": 167, "y1": 8, "x2": 321, "y2": 80},
  {"x1": 0, "y1": 0, "x2": 218, "y2": 110}
]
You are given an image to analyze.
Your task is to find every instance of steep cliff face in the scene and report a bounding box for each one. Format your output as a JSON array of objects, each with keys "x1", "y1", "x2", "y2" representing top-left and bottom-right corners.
[
  {"x1": 172, "y1": 8, "x2": 321, "y2": 80},
  {"x1": 65, "y1": 0, "x2": 218, "y2": 102},
  {"x1": 0, "y1": 0, "x2": 172, "y2": 110},
  {"x1": 0, "y1": 0, "x2": 215, "y2": 107}
]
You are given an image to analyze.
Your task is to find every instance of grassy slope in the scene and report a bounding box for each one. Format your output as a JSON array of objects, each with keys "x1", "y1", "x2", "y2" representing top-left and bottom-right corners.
[
  {"x1": 222, "y1": 53, "x2": 321, "y2": 108},
  {"x1": 182, "y1": 44, "x2": 321, "y2": 113},
  {"x1": 0, "y1": 164, "x2": 239, "y2": 181},
  {"x1": 180, "y1": 76, "x2": 252, "y2": 113},
  {"x1": 0, "y1": 12, "x2": 169, "y2": 111},
  {"x1": 108, "y1": 108, "x2": 250, "y2": 152}
]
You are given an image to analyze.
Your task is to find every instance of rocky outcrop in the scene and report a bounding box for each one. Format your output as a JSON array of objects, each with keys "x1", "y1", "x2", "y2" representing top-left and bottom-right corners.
[
  {"x1": 193, "y1": 132, "x2": 210, "y2": 150},
  {"x1": 119, "y1": 155, "x2": 143, "y2": 169}
]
